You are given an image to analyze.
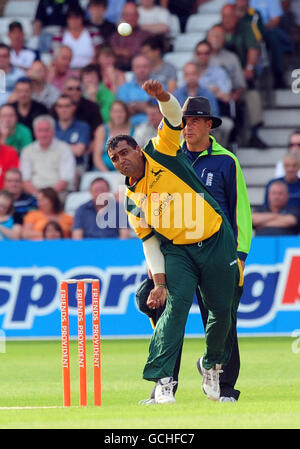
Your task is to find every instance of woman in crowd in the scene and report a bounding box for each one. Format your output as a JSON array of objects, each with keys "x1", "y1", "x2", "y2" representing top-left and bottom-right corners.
[
  {"x1": 22, "y1": 187, "x2": 73, "y2": 240},
  {"x1": 95, "y1": 45, "x2": 126, "y2": 95},
  {"x1": 0, "y1": 190, "x2": 22, "y2": 239},
  {"x1": 92, "y1": 100, "x2": 135, "y2": 172}
]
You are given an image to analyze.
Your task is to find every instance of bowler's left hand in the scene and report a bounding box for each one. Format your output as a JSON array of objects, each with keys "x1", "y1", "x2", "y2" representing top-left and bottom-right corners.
[{"x1": 147, "y1": 286, "x2": 167, "y2": 309}]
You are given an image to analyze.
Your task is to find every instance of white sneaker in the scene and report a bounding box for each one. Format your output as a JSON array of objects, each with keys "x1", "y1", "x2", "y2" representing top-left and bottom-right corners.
[
  {"x1": 219, "y1": 396, "x2": 236, "y2": 402},
  {"x1": 197, "y1": 357, "x2": 223, "y2": 401},
  {"x1": 154, "y1": 377, "x2": 177, "y2": 404},
  {"x1": 138, "y1": 397, "x2": 156, "y2": 406}
]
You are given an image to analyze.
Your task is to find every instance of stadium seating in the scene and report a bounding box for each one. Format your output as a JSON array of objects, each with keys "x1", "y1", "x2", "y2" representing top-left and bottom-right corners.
[
  {"x1": 79, "y1": 171, "x2": 125, "y2": 194},
  {"x1": 3, "y1": 0, "x2": 38, "y2": 19},
  {"x1": 169, "y1": 14, "x2": 181, "y2": 41},
  {"x1": 64, "y1": 191, "x2": 91, "y2": 216},
  {"x1": 173, "y1": 32, "x2": 205, "y2": 52},
  {"x1": 163, "y1": 51, "x2": 193, "y2": 70},
  {"x1": 197, "y1": 0, "x2": 227, "y2": 13},
  {"x1": 185, "y1": 13, "x2": 221, "y2": 34}
]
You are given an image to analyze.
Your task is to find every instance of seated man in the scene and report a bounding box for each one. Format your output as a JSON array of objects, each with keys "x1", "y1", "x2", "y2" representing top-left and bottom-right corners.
[
  {"x1": 274, "y1": 130, "x2": 300, "y2": 178},
  {"x1": 72, "y1": 177, "x2": 130, "y2": 239},
  {"x1": 173, "y1": 61, "x2": 232, "y2": 148},
  {"x1": 133, "y1": 100, "x2": 162, "y2": 148},
  {"x1": 80, "y1": 64, "x2": 115, "y2": 124},
  {"x1": 27, "y1": 60, "x2": 61, "y2": 109},
  {"x1": 62, "y1": 76, "x2": 103, "y2": 136},
  {"x1": 207, "y1": 24, "x2": 248, "y2": 146},
  {"x1": 234, "y1": 0, "x2": 294, "y2": 88},
  {"x1": 252, "y1": 180, "x2": 300, "y2": 235},
  {"x1": 116, "y1": 54, "x2": 153, "y2": 126},
  {"x1": 0, "y1": 43, "x2": 25, "y2": 106},
  {"x1": 47, "y1": 45, "x2": 79, "y2": 93},
  {"x1": 8, "y1": 21, "x2": 40, "y2": 70},
  {"x1": 173, "y1": 61, "x2": 220, "y2": 115},
  {"x1": 193, "y1": 40, "x2": 234, "y2": 147},
  {"x1": 3, "y1": 168, "x2": 37, "y2": 225},
  {"x1": 0, "y1": 103, "x2": 33, "y2": 153},
  {"x1": 54, "y1": 94, "x2": 91, "y2": 187},
  {"x1": 221, "y1": 3, "x2": 268, "y2": 148},
  {"x1": 9, "y1": 77, "x2": 48, "y2": 135},
  {"x1": 86, "y1": 0, "x2": 116, "y2": 43},
  {"x1": 109, "y1": 2, "x2": 151, "y2": 71},
  {"x1": 264, "y1": 153, "x2": 300, "y2": 208},
  {"x1": 141, "y1": 35, "x2": 178, "y2": 93},
  {"x1": 20, "y1": 115, "x2": 75, "y2": 198}
]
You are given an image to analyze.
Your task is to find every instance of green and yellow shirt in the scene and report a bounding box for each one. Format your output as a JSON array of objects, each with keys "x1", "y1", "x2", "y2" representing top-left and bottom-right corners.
[{"x1": 125, "y1": 118, "x2": 225, "y2": 245}]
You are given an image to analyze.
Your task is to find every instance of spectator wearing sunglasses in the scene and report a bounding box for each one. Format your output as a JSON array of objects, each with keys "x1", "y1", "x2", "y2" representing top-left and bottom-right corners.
[
  {"x1": 274, "y1": 130, "x2": 300, "y2": 178},
  {"x1": 51, "y1": 76, "x2": 103, "y2": 138}
]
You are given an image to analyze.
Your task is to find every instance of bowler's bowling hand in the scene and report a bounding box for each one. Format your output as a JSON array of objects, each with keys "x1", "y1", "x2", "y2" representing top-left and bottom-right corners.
[
  {"x1": 147, "y1": 285, "x2": 167, "y2": 309},
  {"x1": 142, "y1": 80, "x2": 170, "y2": 102}
]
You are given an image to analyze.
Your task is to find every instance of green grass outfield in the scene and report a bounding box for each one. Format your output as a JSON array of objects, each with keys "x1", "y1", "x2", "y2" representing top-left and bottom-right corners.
[{"x1": 0, "y1": 337, "x2": 299, "y2": 429}]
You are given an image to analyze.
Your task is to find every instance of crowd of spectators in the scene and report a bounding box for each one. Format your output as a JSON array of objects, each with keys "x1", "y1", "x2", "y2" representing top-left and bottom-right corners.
[{"x1": 0, "y1": 0, "x2": 299, "y2": 241}]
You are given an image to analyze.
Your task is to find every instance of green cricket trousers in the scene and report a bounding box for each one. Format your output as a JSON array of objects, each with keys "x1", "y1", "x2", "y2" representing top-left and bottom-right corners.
[{"x1": 143, "y1": 221, "x2": 244, "y2": 382}]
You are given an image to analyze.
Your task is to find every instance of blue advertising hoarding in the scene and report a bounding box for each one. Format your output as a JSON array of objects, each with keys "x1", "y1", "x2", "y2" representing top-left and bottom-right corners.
[{"x1": 0, "y1": 236, "x2": 299, "y2": 338}]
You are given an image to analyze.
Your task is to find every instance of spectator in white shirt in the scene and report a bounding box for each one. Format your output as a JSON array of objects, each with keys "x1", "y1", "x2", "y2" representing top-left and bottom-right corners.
[
  {"x1": 138, "y1": 0, "x2": 171, "y2": 37},
  {"x1": 0, "y1": 43, "x2": 25, "y2": 106},
  {"x1": 20, "y1": 115, "x2": 75, "y2": 199},
  {"x1": 53, "y1": 5, "x2": 96, "y2": 69},
  {"x1": 8, "y1": 21, "x2": 40, "y2": 71}
]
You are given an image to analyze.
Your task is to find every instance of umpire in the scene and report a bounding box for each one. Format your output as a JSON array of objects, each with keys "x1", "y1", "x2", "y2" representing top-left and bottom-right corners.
[{"x1": 137, "y1": 96, "x2": 252, "y2": 402}]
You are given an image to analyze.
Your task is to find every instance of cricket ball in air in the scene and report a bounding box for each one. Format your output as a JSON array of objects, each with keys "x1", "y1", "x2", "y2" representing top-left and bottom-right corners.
[{"x1": 117, "y1": 22, "x2": 132, "y2": 37}]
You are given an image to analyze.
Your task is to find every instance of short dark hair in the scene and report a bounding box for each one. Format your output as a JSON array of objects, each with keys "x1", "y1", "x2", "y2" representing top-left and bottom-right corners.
[
  {"x1": 81, "y1": 64, "x2": 102, "y2": 81},
  {"x1": 16, "y1": 76, "x2": 33, "y2": 87},
  {"x1": 141, "y1": 35, "x2": 166, "y2": 54},
  {"x1": 9, "y1": 21, "x2": 23, "y2": 32},
  {"x1": 88, "y1": 0, "x2": 107, "y2": 7},
  {"x1": 43, "y1": 220, "x2": 64, "y2": 238},
  {"x1": 0, "y1": 103, "x2": 17, "y2": 115},
  {"x1": 195, "y1": 39, "x2": 213, "y2": 52},
  {"x1": 106, "y1": 134, "x2": 138, "y2": 154},
  {"x1": 0, "y1": 43, "x2": 11, "y2": 53},
  {"x1": 66, "y1": 4, "x2": 85, "y2": 19},
  {"x1": 0, "y1": 189, "x2": 15, "y2": 215},
  {"x1": 55, "y1": 94, "x2": 75, "y2": 106},
  {"x1": 290, "y1": 129, "x2": 300, "y2": 138},
  {"x1": 90, "y1": 177, "x2": 111, "y2": 190},
  {"x1": 4, "y1": 168, "x2": 22, "y2": 180}
]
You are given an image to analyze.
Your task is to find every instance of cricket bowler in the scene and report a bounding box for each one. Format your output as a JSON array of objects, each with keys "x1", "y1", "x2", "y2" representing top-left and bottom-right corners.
[{"x1": 106, "y1": 80, "x2": 244, "y2": 404}]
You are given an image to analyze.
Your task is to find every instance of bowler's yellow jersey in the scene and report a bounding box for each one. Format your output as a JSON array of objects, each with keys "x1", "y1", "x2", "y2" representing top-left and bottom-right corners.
[{"x1": 125, "y1": 118, "x2": 223, "y2": 244}]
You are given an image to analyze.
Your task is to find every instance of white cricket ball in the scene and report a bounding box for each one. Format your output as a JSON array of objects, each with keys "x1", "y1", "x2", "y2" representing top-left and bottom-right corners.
[{"x1": 117, "y1": 22, "x2": 132, "y2": 37}]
